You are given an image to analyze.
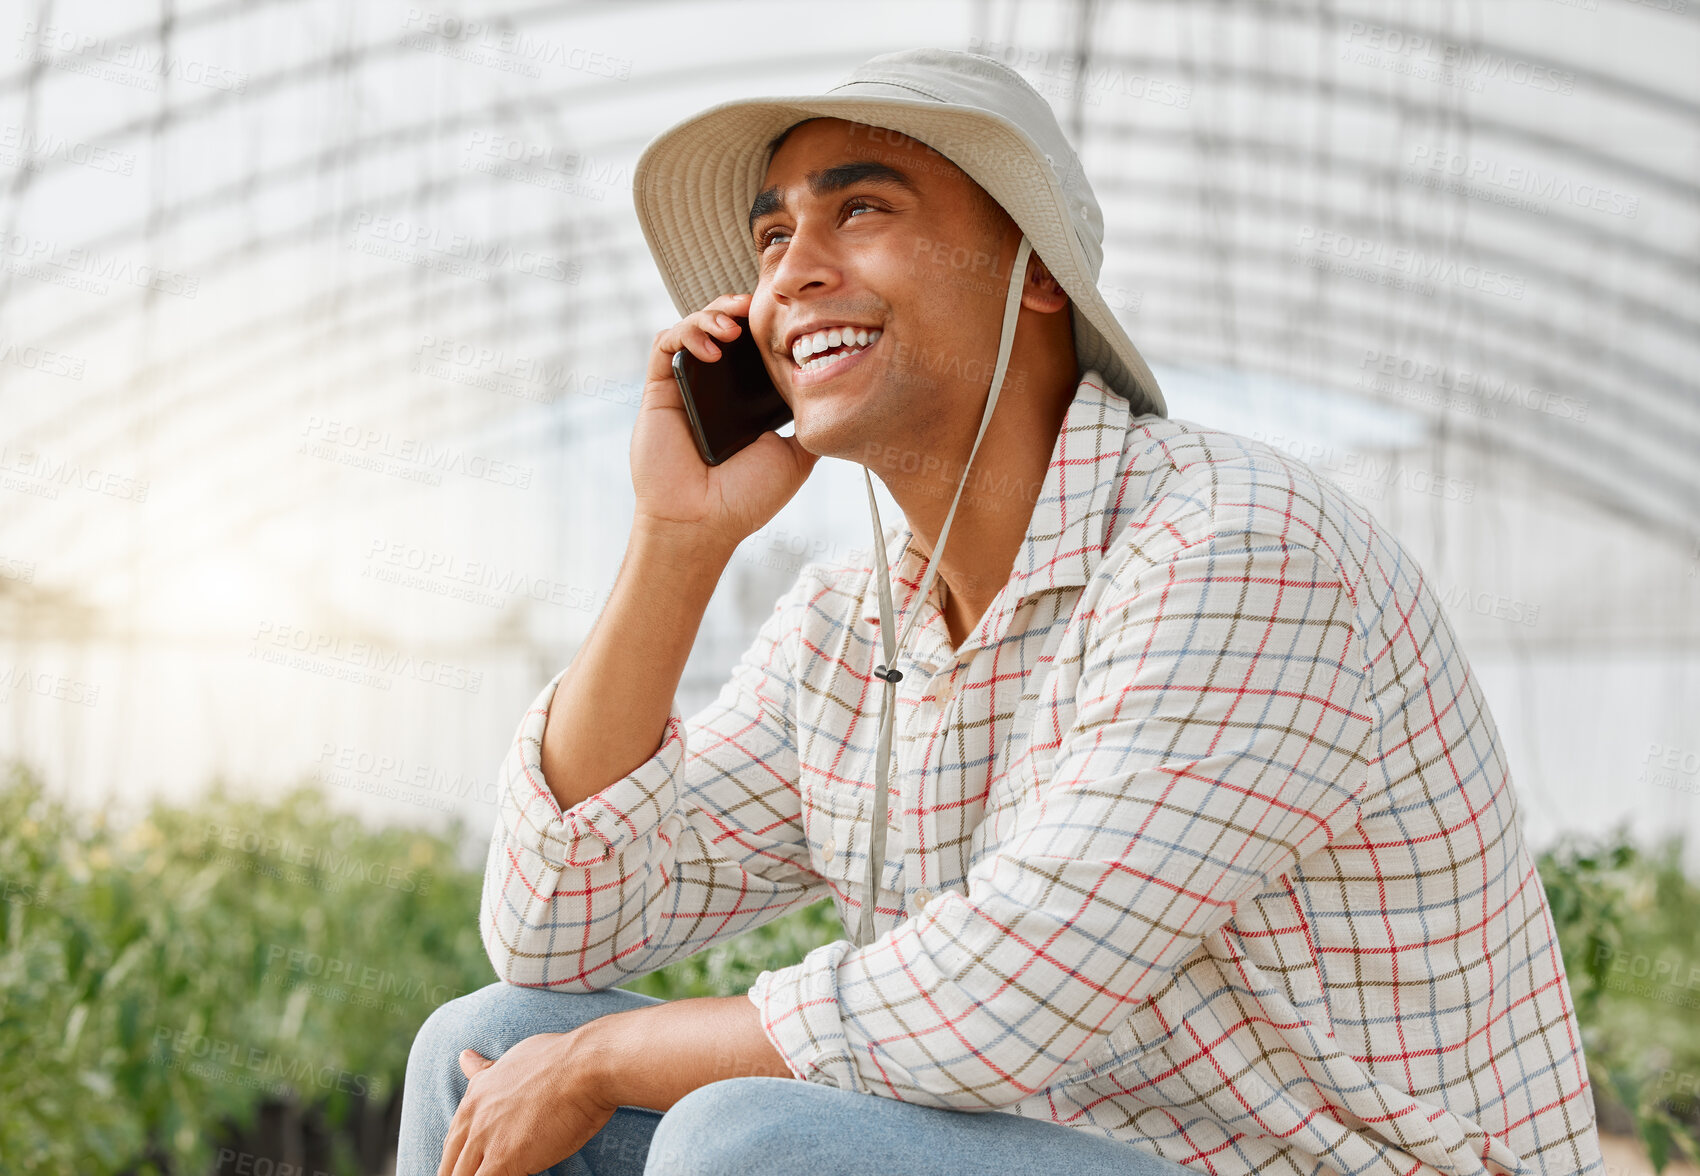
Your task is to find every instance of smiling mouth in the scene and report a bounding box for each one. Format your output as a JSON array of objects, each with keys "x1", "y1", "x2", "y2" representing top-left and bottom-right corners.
[{"x1": 790, "y1": 326, "x2": 883, "y2": 373}]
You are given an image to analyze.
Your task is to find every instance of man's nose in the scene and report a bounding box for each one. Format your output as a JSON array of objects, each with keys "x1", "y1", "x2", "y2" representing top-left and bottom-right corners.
[{"x1": 769, "y1": 221, "x2": 842, "y2": 302}]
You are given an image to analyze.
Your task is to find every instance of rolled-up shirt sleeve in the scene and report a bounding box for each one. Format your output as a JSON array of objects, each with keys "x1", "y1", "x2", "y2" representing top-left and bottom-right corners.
[
  {"x1": 482, "y1": 565, "x2": 829, "y2": 990},
  {"x1": 748, "y1": 526, "x2": 1377, "y2": 1106}
]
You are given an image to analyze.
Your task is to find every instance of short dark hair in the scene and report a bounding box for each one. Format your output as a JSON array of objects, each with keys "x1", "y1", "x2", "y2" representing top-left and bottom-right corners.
[{"x1": 765, "y1": 118, "x2": 1012, "y2": 245}]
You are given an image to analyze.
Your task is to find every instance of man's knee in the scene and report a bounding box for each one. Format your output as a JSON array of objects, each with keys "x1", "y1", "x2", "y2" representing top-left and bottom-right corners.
[
  {"x1": 406, "y1": 981, "x2": 652, "y2": 1087},
  {"x1": 407, "y1": 983, "x2": 498, "y2": 1094},
  {"x1": 646, "y1": 1077, "x2": 804, "y2": 1175}
]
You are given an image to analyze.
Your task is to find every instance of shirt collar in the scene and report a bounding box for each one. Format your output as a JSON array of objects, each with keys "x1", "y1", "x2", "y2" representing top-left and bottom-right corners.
[{"x1": 859, "y1": 371, "x2": 1132, "y2": 655}]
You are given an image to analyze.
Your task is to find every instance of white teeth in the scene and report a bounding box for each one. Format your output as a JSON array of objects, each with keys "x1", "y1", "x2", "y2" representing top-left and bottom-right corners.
[
  {"x1": 790, "y1": 326, "x2": 881, "y2": 366},
  {"x1": 801, "y1": 350, "x2": 855, "y2": 372}
]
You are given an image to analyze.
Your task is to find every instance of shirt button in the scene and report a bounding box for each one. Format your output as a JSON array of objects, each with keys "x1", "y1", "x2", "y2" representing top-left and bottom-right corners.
[
  {"x1": 821, "y1": 836, "x2": 836, "y2": 861},
  {"x1": 934, "y1": 675, "x2": 957, "y2": 707},
  {"x1": 913, "y1": 886, "x2": 935, "y2": 910}
]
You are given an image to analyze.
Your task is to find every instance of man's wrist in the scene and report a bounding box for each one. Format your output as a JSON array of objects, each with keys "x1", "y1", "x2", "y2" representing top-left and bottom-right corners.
[
  {"x1": 630, "y1": 516, "x2": 737, "y2": 571},
  {"x1": 565, "y1": 1012, "x2": 631, "y2": 1109},
  {"x1": 560, "y1": 995, "x2": 796, "y2": 1114}
]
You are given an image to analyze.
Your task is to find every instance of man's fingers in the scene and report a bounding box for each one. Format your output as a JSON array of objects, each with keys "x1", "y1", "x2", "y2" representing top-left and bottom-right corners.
[
  {"x1": 448, "y1": 1140, "x2": 485, "y2": 1176},
  {"x1": 643, "y1": 294, "x2": 754, "y2": 383},
  {"x1": 694, "y1": 323, "x2": 722, "y2": 360},
  {"x1": 709, "y1": 291, "x2": 753, "y2": 316},
  {"x1": 437, "y1": 1109, "x2": 471, "y2": 1176},
  {"x1": 459, "y1": 1048, "x2": 492, "y2": 1079}
]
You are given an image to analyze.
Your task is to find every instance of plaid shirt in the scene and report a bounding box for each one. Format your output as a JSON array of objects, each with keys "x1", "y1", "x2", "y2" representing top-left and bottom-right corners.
[{"x1": 482, "y1": 372, "x2": 1603, "y2": 1176}]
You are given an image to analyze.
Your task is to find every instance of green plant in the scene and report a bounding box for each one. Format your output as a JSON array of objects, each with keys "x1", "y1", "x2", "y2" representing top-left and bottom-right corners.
[
  {"x1": 1540, "y1": 832, "x2": 1700, "y2": 1172},
  {"x1": 0, "y1": 762, "x2": 491, "y2": 1173},
  {"x1": 9, "y1": 753, "x2": 1697, "y2": 1175},
  {"x1": 0, "y1": 761, "x2": 838, "y2": 1174}
]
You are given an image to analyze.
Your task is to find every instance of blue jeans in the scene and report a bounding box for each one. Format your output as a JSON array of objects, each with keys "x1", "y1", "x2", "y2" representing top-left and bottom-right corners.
[{"x1": 397, "y1": 980, "x2": 1189, "y2": 1176}]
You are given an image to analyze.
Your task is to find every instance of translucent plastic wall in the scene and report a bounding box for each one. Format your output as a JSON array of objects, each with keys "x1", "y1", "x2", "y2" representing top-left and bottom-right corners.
[{"x1": 0, "y1": 0, "x2": 1695, "y2": 854}]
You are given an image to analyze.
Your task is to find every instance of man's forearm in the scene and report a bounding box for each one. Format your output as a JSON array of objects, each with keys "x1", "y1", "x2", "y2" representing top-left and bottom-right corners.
[
  {"x1": 577, "y1": 993, "x2": 796, "y2": 1112},
  {"x1": 540, "y1": 522, "x2": 731, "y2": 812}
]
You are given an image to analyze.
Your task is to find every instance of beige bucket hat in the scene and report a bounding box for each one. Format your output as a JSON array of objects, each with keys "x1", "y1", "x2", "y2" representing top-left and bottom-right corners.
[
  {"x1": 631, "y1": 46, "x2": 1167, "y2": 419},
  {"x1": 632, "y1": 48, "x2": 1168, "y2": 947}
]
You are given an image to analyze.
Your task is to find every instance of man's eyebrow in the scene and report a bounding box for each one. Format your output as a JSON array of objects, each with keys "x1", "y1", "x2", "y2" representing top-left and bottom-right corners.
[{"x1": 747, "y1": 160, "x2": 918, "y2": 236}]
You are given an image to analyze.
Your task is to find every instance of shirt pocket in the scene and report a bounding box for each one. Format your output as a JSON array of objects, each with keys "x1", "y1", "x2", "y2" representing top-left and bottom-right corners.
[{"x1": 801, "y1": 772, "x2": 886, "y2": 900}]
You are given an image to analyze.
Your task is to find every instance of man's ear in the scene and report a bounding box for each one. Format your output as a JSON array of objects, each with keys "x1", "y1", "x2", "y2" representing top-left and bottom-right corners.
[{"x1": 1020, "y1": 252, "x2": 1070, "y2": 314}]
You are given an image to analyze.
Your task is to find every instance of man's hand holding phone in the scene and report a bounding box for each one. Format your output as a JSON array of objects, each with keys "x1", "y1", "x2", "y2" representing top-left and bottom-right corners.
[
  {"x1": 634, "y1": 292, "x2": 818, "y2": 562},
  {"x1": 537, "y1": 293, "x2": 815, "y2": 822}
]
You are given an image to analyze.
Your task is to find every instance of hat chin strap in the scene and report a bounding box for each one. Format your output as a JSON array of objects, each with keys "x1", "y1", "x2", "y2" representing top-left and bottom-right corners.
[{"x1": 855, "y1": 234, "x2": 1033, "y2": 948}]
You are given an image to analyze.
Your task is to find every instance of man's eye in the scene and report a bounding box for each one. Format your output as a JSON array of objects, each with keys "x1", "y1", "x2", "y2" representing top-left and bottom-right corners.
[{"x1": 756, "y1": 200, "x2": 879, "y2": 251}]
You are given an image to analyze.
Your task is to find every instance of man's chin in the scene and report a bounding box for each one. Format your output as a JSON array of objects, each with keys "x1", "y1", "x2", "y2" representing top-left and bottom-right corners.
[{"x1": 789, "y1": 410, "x2": 870, "y2": 465}]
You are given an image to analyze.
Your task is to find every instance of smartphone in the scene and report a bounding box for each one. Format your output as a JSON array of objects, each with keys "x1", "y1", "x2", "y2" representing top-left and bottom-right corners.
[{"x1": 671, "y1": 316, "x2": 792, "y2": 466}]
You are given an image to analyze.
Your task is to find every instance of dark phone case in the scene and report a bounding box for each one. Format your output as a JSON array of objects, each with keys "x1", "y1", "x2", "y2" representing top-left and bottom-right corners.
[{"x1": 671, "y1": 318, "x2": 792, "y2": 466}]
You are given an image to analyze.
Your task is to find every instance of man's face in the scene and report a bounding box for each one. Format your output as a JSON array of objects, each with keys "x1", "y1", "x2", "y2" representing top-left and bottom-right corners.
[{"x1": 746, "y1": 117, "x2": 1018, "y2": 464}]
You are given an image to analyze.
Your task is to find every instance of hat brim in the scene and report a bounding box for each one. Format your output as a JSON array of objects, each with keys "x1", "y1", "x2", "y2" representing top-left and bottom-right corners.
[{"x1": 632, "y1": 94, "x2": 1167, "y2": 419}]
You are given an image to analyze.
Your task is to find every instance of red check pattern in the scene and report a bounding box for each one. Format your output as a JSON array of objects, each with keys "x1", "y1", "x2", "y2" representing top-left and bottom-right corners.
[{"x1": 482, "y1": 373, "x2": 1603, "y2": 1176}]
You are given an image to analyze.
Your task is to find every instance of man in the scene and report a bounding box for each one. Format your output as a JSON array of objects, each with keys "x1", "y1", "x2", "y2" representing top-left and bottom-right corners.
[{"x1": 398, "y1": 49, "x2": 1604, "y2": 1176}]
